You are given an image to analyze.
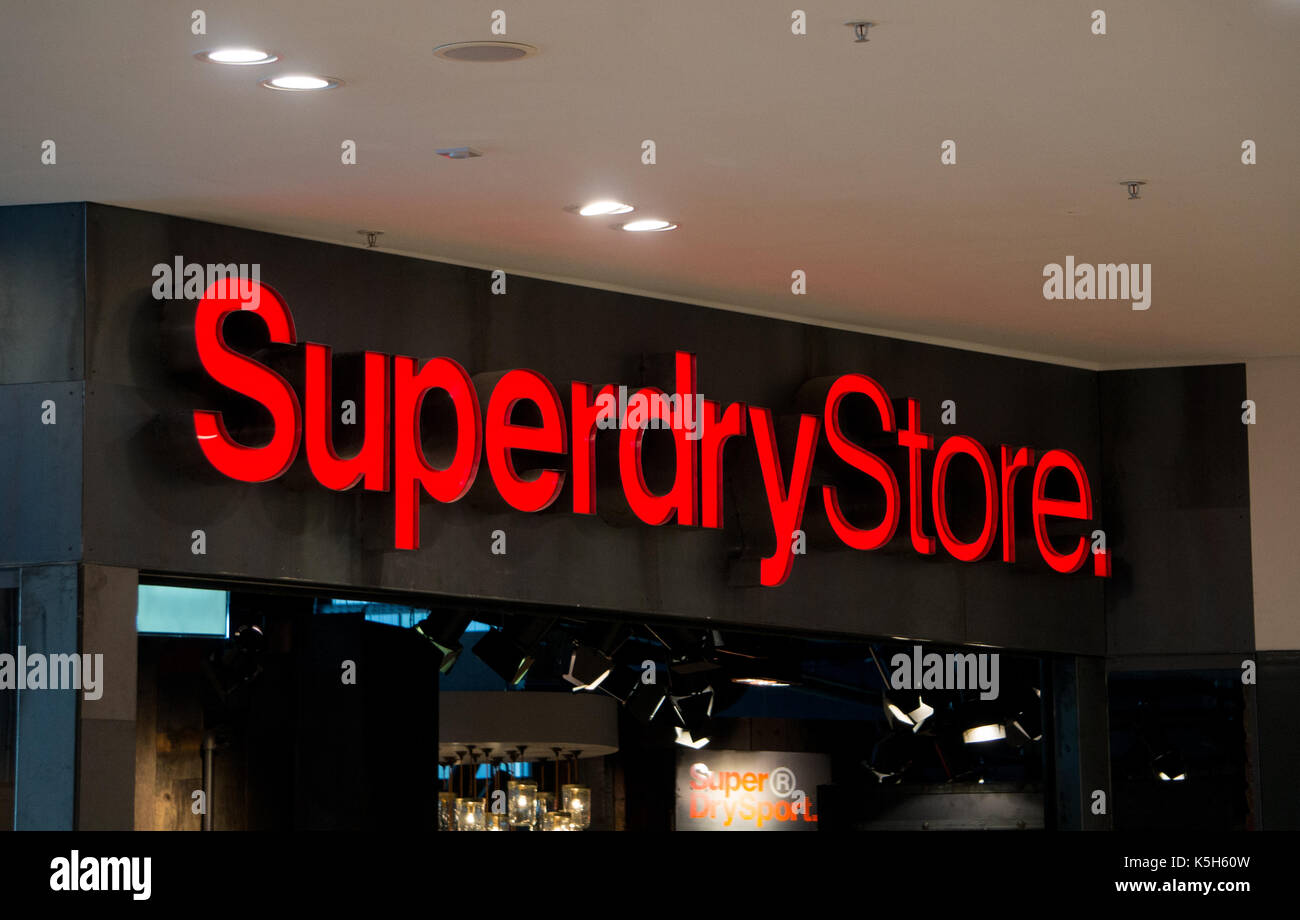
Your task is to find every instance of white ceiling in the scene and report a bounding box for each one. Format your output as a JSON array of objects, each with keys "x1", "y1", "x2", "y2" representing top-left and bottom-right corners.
[{"x1": 2, "y1": 0, "x2": 1297, "y2": 368}]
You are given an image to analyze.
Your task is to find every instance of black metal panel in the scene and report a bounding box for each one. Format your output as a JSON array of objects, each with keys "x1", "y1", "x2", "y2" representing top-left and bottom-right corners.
[
  {"x1": 1256, "y1": 650, "x2": 1300, "y2": 829},
  {"x1": 0, "y1": 203, "x2": 85, "y2": 384},
  {"x1": 0, "y1": 382, "x2": 83, "y2": 565},
  {"x1": 78, "y1": 203, "x2": 1108, "y2": 651},
  {"x1": 14, "y1": 564, "x2": 79, "y2": 830},
  {"x1": 1099, "y1": 365, "x2": 1255, "y2": 656}
]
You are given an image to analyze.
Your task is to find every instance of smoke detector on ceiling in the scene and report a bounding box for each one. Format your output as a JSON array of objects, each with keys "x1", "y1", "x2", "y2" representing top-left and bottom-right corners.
[{"x1": 433, "y1": 41, "x2": 539, "y2": 63}]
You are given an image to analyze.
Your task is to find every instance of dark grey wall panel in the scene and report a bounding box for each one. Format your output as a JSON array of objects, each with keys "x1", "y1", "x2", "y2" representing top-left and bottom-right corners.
[
  {"x1": 76, "y1": 203, "x2": 1110, "y2": 652},
  {"x1": 1256, "y1": 650, "x2": 1300, "y2": 829},
  {"x1": 1100, "y1": 366, "x2": 1254, "y2": 656},
  {"x1": 0, "y1": 203, "x2": 84, "y2": 384},
  {"x1": 14, "y1": 564, "x2": 79, "y2": 830},
  {"x1": 0, "y1": 381, "x2": 83, "y2": 565}
]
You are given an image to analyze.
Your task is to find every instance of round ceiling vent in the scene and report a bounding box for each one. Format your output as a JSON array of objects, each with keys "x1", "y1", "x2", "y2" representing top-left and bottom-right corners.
[{"x1": 433, "y1": 41, "x2": 538, "y2": 63}]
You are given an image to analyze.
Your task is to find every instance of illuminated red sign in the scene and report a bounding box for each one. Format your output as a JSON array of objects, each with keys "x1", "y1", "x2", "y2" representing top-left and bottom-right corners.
[{"x1": 190, "y1": 281, "x2": 1110, "y2": 587}]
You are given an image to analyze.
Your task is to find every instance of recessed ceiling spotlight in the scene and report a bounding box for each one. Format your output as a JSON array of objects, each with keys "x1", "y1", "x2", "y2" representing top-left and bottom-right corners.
[
  {"x1": 572, "y1": 200, "x2": 634, "y2": 217},
  {"x1": 433, "y1": 41, "x2": 539, "y2": 63},
  {"x1": 620, "y1": 219, "x2": 677, "y2": 232},
  {"x1": 260, "y1": 74, "x2": 343, "y2": 91},
  {"x1": 196, "y1": 48, "x2": 279, "y2": 65}
]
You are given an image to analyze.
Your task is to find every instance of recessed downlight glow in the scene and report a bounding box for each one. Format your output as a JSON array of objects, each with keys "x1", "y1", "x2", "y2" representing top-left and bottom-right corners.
[
  {"x1": 731, "y1": 677, "x2": 791, "y2": 687},
  {"x1": 261, "y1": 74, "x2": 342, "y2": 91},
  {"x1": 198, "y1": 48, "x2": 278, "y2": 65},
  {"x1": 578, "y1": 200, "x2": 633, "y2": 217},
  {"x1": 621, "y1": 219, "x2": 677, "y2": 232}
]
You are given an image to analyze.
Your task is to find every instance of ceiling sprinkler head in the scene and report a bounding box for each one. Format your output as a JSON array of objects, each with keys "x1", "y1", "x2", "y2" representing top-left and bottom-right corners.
[
  {"x1": 357, "y1": 230, "x2": 384, "y2": 248},
  {"x1": 845, "y1": 21, "x2": 875, "y2": 42},
  {"x1": 1121, "y1": 180, "x2": 1147, "y2": 200}
]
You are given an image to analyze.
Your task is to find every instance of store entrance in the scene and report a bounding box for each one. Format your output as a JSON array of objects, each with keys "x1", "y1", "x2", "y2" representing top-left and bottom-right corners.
[{"x1": 133, "y1": 580, "x2": 1055, "y2": 831}]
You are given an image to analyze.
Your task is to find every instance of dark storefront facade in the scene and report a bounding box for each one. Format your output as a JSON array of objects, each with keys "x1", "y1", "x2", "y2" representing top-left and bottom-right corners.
[{"x1": 0, "y1": 202, "x2": 1290, "y2": 830}]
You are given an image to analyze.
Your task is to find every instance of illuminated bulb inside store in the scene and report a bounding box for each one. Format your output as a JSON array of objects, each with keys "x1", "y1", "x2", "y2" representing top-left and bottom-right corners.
[
  {"x1": 621, "y1": 219, "x2": 677, "y2": 232},
  {"x1": 202, "y1": 48, "x2": 277, "y2": 65},
  {"x1": 578, "y1": 200, "x2": 633, "y2": 216}
]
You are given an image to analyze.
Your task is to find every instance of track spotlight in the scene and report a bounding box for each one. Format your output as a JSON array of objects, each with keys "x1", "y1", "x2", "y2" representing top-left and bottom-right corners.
[
  {"x1": 1004, "y1": 687, "x2": 1043, "y2": 746},
  {"x1": 962, "y1": 723, "x2": 1006, "y2": 744},
  {"x1": 727, "y1": 658, "x2": 801, "y2": 688},
  {"x1": 674, "y1": 727, "x2": 710, "y2": 749},
  {"x1": 627, "y1": 682, "x2": 668, "y2": 723},
  {"x1": 563, "y1": 623, "x2": 631, "y2": 691},
  {"x1": 472, "y1": 617, "x2": 555, "y2": 686},
  {"x1": 204, "y1": 623, "x2": 266, "y2": 701},
  {"x1": 601, "y1": 663, "x2": 670, "y2": 723},
  {"x1": 414, "y1": 611, "x2": 474, "y2": 674},
  {"x1": 564, "y1": 643, "x2": 614, "y2": 690},
  {"x1": 867, "y1": 731, "x2": 914, "y2": 782},
  {"x1": 884, "y1": 690, "x2": 934, "y2": 732},
  {"x1": 473, "y1": 630, "x2": 534, "y2": 685},
  {"x1": 671, "y1": 686, "x2": 715, "y2": 748},
  {"x1": 960, "y1": 700, "x2": 1007, "y2": 744},
  {"x1": 1151, "y1": 750, "x2": 1187, "y2": 782}
]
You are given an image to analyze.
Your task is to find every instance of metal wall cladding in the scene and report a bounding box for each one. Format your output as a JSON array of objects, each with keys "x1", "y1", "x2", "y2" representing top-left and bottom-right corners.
[
  {"x1": 0, "y1": 381, "x2": 83, "y2": 566},
  {"x1": 74, "y1": 204, "x2": 1119, "y2": 651},
  {"x1": 0, "y1": 203, "x2": 84, "y2": 386},
  {"x1": 1099, "y1": 365, "x2": 1255, "y2": 656}
]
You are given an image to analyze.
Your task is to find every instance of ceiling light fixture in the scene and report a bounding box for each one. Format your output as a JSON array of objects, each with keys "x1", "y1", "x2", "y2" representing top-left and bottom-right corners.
[
  {"x1": 884, "y1": 691, "x2": 935, "y2": 732},
  {"x1": 727, "y1": 659, "x2": 800, "y2": 688},
  {"x1": 620, "y1": 219, "x2": 677, "y2": 232},
  {"x1": 433, "y1": 41, "x2": 539, "y2": 63},
  {"x1": 260, "y1": 74, "x2": 343, "y2": 91},
  {"x1": 196, "y1": 48, "x2": 279, "y2": 65},
  {"x1": 414, "y1": 611, "x2": 474, "y2": 674},
  {"x1": 962, "y1": 723, "x2": 1006, "y2": 744},
  {"x1": 573, "y1": 200, "x2": 634, "y2": 217}
]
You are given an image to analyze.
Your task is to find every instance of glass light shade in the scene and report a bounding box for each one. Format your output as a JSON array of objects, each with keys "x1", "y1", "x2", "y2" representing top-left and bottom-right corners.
[
  {"x1": 484, "y1": 813, "x2": 507, "y2": 831},
  {"x1": 536, "y1": 791, "x2": 555, "y2": 825},
  {"x1": 542, "y1": 810, "x2": 574, "y2": 831},
  {"x1": 455, "y1": 798, "x2": 485, "y2": 831},
  {"x1": 437, "y1": 791, "x2": 456, "y2": 831},
  {"x1": 508, "y1": 780, "x2": 538, "y2": 828},
  {"x1": 562, "y1": 784, "x2": 591, "y2": 829}
]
